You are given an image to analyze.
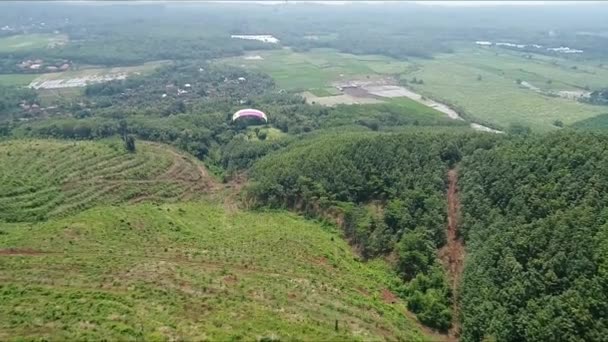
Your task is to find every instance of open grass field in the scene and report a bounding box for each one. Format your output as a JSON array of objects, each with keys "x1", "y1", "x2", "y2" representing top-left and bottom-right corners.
[
  {"x1": 0, "y1": 201, "x2": 432, "y2": 341},
  {"x1": 0, "y1": 74, "x2": 37, "y2": 87},
  {"x1": 322, "y1": 98, "x2": 468, "y2": 128},
  {"x1": 406, "y1": 48, "x2": 608, "y2": 131},
  {"x1": 0, "y1": 34, "x2": 68, "y2": 53},
  {"x1": 218, "y1": 48, "x2": 414, "y2": 91},
  {"x1": 220, "y1": 47, "x2": 608, "y2": 131},
  {"x1": 28, "y1": 60, "x2": 170, "y2": 89},
  {"x1": 0, "y1": 139, "x2": 213, "y2": 223}
]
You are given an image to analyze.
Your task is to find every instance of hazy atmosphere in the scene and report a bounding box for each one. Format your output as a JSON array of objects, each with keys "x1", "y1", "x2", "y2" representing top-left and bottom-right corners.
[{"x1": 1, "y1": 1, "x2": 608, "y2": 341}]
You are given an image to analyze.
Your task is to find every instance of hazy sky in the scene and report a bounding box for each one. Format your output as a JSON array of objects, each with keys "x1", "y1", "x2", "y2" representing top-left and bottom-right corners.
[
  {"x1": 207, "y1": 0, "x2": 604, "y2": 6},
  {"x1": 414, "y1": 1, "x2": 602, "y2": 6}
]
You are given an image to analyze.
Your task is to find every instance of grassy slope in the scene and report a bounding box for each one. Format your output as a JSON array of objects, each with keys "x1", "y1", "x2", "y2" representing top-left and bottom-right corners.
[
  {"x1": 408, "y1": 48, "x2": 607, "y2": 131},
  {"x1": 0, "y1": 139, "x2": 212, "y2": 222},
  {"x1": 0, "y1": 201, "x2": 429, "y2": 341}
]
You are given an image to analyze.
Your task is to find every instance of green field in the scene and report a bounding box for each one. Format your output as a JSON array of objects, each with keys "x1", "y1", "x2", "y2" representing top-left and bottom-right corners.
[
  {"x1": 309, "y1": 87, "x2": 342, "y2": 97},
  {"x1": 0, "y1": 34, "x2": 68, "y2": 53},
  {"x1": 0, "y1": 74, "x2": 37, "y2": 87},
  {"x1": 0, "y1": 202, "x2": 430, "y2": 341},
  {"x1": 0, "y1": 139, "x2": 211, "y2": 222},
  {"x1": 220, "y1": 47, "x2": 608, "y2": 131},
  {"x1": 407, "y1": 48, "x2": 608, "y2": 131},
  {"x1": 322, "y1": 97, "x2": 468, "y2": 128},
  {"x1": 218, "y1": 49, "x2": 414, "y2": 90}
]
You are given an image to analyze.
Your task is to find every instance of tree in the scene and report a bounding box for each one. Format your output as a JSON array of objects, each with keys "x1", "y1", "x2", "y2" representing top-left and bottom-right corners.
[
  {"x1": 124, "y1": 134, "x2": 136, "y2": 153},
  {"x1": 553, "y1": 120, "x2": 564, "y2": 127},
  {"x1": 508, "y1": 123, "x2": 531, "y2": 135}
]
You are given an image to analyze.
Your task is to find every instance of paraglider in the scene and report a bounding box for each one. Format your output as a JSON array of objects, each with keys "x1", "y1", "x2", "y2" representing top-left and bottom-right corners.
[{"x1": 232, "y1": 108, "x2": 268, "y2": 123}]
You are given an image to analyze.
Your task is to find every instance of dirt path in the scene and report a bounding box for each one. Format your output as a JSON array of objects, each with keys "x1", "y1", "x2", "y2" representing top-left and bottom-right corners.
[
  {"x1": 439, "y1": 169, "x2": 465, "y2": 340},
  {"x1": 393, "y1": 86, "x2": 502, "y2": 133}
]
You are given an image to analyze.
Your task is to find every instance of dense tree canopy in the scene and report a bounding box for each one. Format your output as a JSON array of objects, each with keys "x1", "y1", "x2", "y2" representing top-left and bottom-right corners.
[
  {"x1": 249, "y1": 131, "x2": 502, "y2": 330},
  {"x1": 459, "y1": 131, "x2": 608, "y2": 341}
]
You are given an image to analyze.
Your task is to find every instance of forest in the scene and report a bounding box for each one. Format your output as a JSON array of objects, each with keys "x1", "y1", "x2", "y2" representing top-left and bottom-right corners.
[
  {"x1": 248, "y1": 129, "x2": 608, "y2": 340},
  {"x1": 2, "y1": 2, "x2": 608, "y2": 72},
  {"x1": 585, "y1": 89, "x2": 608, "y2": 106},
  {"x1": 458, "y1": 132, "x2": 608, "y2": 341}
]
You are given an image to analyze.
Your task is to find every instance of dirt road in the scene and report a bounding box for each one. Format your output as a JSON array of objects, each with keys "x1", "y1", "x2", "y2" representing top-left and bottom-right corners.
[
  {"x1": 396, "y1": 87, "x2": 503, "y2": 133},
  {"x1": 439, "y1": 169, "x2": 466, "y2": 340}
]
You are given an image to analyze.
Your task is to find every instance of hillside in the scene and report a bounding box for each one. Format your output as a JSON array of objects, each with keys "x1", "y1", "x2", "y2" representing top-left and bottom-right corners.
[
  {"x1": 0, "y1": 202, "x2": 431, "y2": 341},
  {"x1": 3, "y1": 2, "x2": 608, "y2": 341},
  {"x1": 0, "y1": 139, "x2": 214, "y2": 222},
  {"x1": 458, "y1": 132, "x2": 608, "y2": 341}
]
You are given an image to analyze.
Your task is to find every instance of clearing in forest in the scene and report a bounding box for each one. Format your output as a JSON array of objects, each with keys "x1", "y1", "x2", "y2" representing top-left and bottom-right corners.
[
  {"x1": 0, "y1": 139, "x2": 215, "y2": 222},
  {"x1": 0, "y1": 202, "x2": 431, "y2": 341},
  {"x1": 28, "y1": 61, "x2": 168, "y2": 89}
]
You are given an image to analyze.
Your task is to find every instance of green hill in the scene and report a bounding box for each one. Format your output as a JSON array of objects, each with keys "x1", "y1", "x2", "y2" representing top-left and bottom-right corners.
[
  {"x1": 0, "y1": 139, "x2": 213, "y2": 222},
  {"x1": 0, "y1": 202, "x2": 433, "y2": 341}
]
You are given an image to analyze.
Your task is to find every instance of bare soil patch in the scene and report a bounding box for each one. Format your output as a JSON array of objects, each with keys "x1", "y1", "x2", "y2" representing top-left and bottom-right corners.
[
  {"x1": 381, "y1": 288, "x2": 398, "y2": 304},
  {"x1": 0, "y1": 248, "x2": 49, "y2": 256},
  {"x1": 301, "y1": 91, "x2": 383, "y2": 106},
  {"x1": 438, "y1": 169, "x2": 465, "y2": 340}
]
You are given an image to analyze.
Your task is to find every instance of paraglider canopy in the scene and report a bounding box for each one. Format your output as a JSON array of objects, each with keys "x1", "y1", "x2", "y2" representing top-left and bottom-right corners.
[{"x1": 232, "y1": 108, "x2": 267, "y2": 122}]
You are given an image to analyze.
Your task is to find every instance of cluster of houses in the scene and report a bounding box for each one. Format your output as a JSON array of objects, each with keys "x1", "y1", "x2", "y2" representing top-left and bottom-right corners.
[
  {"x1": 475, "y1": 41, "x2": 583, "y2": 54},
  {"x1": 17, "y1": 59, "x2": 70, "y2": 72},
  {"x1": 230, "y1": 34, "x2": 279, "y2": 44},
  {"x1": 161, "y1": 77, "x2": 248, "y2": 99}
]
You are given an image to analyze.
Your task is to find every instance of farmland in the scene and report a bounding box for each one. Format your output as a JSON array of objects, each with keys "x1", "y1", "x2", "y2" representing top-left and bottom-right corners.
[
  {"x1": 0, "y1": 33, "x2": 67, "y2": 53},
  {"x1": 406, "y1": 48, "x2": 608, "y2": 131},
  {"x1": 0, "y1": 139, "x2": 213, "y2": 223},
  {"x1": 0, "y1": 74, "x2": 37, "y2": 87},
  {"x1": 220, "y1": 47, "x2": 608, "y2": 131},
  {"x1": 218, "y1": 49, "x2": 414, "y2": 91}
]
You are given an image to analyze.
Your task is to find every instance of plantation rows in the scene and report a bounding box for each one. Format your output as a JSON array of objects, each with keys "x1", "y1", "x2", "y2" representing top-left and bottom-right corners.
[
  {"x1": 0, "y1": 140, "x2": 212, "y2": 222},
  {"x1": 0, "y1": 203, "x2": 428, "y2": 341}
]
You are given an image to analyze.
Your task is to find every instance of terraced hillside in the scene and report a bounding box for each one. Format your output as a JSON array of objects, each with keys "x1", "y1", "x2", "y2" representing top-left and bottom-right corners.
[
  {"x1": 0, "y1": 202, "x2": 432, "y2": 341},
  {"x1": 0, "y1": 139, "x2": 215, "y2": 222}
]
